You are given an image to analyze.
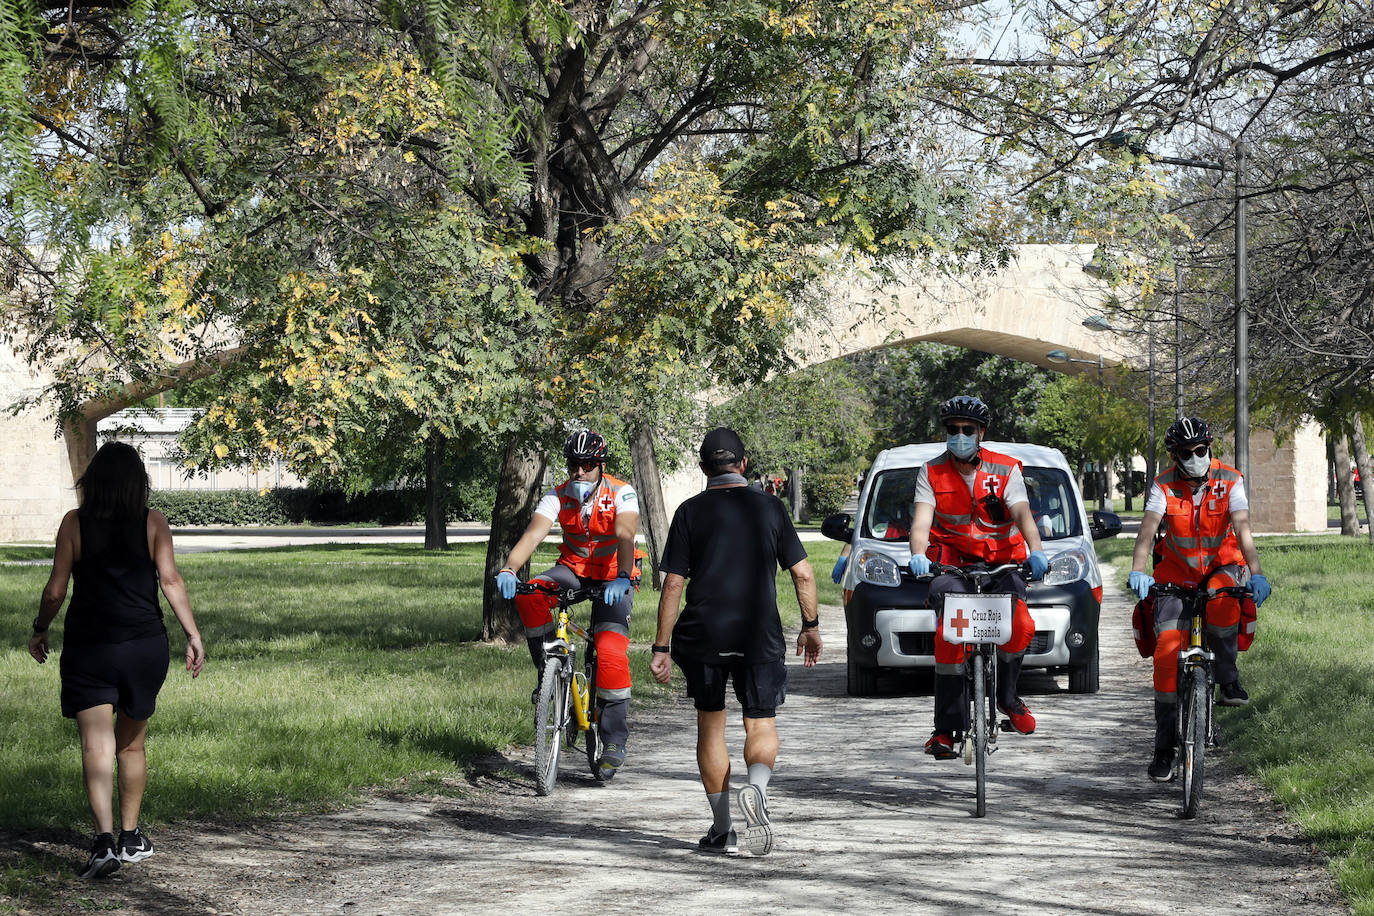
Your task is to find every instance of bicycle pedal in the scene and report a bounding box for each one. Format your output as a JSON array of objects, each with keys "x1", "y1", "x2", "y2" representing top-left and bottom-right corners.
[{"x1": 998, "y1": 718, "x2": 1014, "y2": 732}]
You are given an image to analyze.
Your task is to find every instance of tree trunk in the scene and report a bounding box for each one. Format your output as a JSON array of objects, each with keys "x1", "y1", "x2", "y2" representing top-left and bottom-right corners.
[
  {"x1": 1121, "y1": 453, "x2": 1133, "y2": 513},
  {"x1": 1331, "y1": 430, "x2": 1360, "y2": 537},
  {"x1": 482, "y1": 441, "x2": 546, "y2": 642},
  {"x1": 627, "y1": 417, "x2": 669, "y2": 589},
  {"x1": 424, "y1": 431, "x2": 449, "y2": 550},
  {"x1": 1350, "y1": 415, "x2": 1374, "y2": 543}
]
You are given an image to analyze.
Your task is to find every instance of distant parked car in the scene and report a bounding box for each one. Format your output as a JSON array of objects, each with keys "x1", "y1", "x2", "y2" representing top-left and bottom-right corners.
[{"x1": 823, "y1": 441, "x2": 1121, "y2": 696}]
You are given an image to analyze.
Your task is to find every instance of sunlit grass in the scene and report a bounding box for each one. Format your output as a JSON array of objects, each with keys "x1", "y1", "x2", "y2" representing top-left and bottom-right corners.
[
  {"x1": 1099, "y1": 534, "x2": 1374, "y2": 914},
  {"x1": 0, "y1": 542, "x2": 673, "y2": 836}
]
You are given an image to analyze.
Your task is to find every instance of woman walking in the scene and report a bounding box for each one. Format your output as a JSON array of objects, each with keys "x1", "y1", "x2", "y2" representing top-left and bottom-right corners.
[{"x1": 27, "y1": 441, "x2": 204, "y2": 878}]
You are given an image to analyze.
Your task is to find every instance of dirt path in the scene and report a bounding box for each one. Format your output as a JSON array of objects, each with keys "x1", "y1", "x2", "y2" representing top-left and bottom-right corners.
[{"x1": 9, "y1": 574, "x2": 1350, "y2": 915}]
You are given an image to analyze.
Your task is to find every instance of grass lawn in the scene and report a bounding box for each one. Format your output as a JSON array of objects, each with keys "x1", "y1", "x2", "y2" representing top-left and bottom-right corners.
[
  {"x1": 1096, "y1": 534, "x2": 1374, "y2": 915},
  {"x1": 0, "y1": 532, "x2": 842, "y2": 881}
]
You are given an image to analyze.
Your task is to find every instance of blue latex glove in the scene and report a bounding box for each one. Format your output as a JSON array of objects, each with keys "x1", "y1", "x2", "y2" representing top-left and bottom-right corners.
[
  {"x1": 496, "y1": 570, "x2": 518, "y2": 600},
  {"x1": 603, "y1": 572, "x2": 634, "y2": 606},
  {"x1": 1250, "y1": 573, "x2": 1271, "y2": 607},
  {"x1": 1027, "y1": 549, "x2": 1049, "y2": 580},
  {"x1": 831, "y1": 554, "x2": 848, "y2": 584},
  {"x1": 1128, "y1": 570, "x2": 1153, "y2": 601},
  {"x1": 908, "y1": 554, "x2": 931, "y2": 577}
]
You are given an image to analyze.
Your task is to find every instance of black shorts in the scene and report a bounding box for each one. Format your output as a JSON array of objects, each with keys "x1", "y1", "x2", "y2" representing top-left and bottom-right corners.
[
  {"x1": 673, "y1": 653, "x2": 787, "y2": 718},
  {"x1": 60, "y1": 632, "x2": 170, "y2": 720}
]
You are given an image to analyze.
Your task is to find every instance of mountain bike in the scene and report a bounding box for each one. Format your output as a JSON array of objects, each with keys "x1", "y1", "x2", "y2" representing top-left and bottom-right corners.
[
  {"x1": 515, "y1": 580, "x2": 603, "y2": 796},
  {"x1": 923, "y1": 560, "x2": 1033, "y2": 818},
  {"x1": 1150, "y1": 578, "x2": 1253, "y2": 819}
]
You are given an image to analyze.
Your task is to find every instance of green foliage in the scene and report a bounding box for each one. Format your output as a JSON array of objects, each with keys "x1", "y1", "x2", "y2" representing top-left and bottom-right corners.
[
  {"x1": 804, "y1": 473, "x2": 854, "y2": 518},
  {"x1": 148, "y1": 482, "x2": 495, "y2": 527},
  {"x1": 709, "y1": 360, "x2": 875, "y2": 479}
]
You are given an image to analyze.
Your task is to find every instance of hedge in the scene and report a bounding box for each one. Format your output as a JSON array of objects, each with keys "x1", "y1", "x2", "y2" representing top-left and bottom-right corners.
[
  {"x1": 149, "y1": 486, "x2": 490, "y2": 527},
  {"x1": 803, "y1": 472, "x2": 856, "y2": 520}
]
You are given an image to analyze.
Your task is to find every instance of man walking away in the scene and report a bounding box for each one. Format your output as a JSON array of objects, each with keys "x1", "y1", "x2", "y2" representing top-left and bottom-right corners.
[{"x1": 650, "y1": 427, "x2": 822, "y2": 856}]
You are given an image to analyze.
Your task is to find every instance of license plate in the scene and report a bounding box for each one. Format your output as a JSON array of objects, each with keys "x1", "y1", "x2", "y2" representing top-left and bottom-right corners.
[{"x1": 942, "y1": 593, "x2": 1014, "y2": 644}]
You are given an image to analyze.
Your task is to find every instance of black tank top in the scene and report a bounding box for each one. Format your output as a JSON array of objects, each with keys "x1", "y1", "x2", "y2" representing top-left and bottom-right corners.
[{"x1": 65, "y1": 510, "x2": 165, "y2": 646}]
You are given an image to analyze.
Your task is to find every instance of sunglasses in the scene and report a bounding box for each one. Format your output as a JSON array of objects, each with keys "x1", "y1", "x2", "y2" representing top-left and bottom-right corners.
[
  {"x1": 568, "y1": 460, "x2": 601, "y2": 473},
  {"x1": 945, "y1": 423, "x2": 979, "y2": 436},
  {"x1": 1174, "y1": 445, "x2": 1210, "y2": 459}
]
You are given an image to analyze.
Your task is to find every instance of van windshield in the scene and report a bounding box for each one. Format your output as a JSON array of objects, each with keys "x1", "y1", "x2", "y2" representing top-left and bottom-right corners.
[{"x1": 862, "y1": 465, "x2": 1082, "y2": 541}]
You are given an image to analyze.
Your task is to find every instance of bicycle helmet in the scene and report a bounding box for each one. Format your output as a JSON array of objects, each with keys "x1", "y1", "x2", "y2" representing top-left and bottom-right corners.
[
  {"x1": 1164, "y1": 417, "x2": 1212, "y2": 453},
  {"x1": 937, "y1": 395, "x2": 993, "y2": 429},
  {"x1": 563, "y1": 430, "x2": 608, "y2": 464}
]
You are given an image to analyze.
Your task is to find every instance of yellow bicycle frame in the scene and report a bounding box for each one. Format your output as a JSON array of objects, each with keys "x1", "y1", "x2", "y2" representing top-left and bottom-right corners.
[{"x1": 554, "y1": 607, "x2": 594, "y2": 732}]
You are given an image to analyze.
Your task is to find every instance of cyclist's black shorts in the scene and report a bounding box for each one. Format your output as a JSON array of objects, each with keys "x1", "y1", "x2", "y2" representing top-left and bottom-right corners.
[
  {"x1": 60, "y1": 632, "x2": 170, "y2": 720},
  {"x1": 672, "y1": 653, "x2": 786, "y2": 718}
]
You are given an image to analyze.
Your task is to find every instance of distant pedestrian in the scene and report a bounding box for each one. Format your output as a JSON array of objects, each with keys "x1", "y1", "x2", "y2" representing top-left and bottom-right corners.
[
  {"x1": 650, "y1": 427, "x2": 821, "y2": 856},
  {"x1": 29, "y1": 441, "x2": 204, "y2": 879}
]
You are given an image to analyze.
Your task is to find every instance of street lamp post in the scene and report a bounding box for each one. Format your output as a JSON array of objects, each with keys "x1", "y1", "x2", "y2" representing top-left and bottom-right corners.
[
  {"x1": 1099, "y1": 135, "x2": 1249, "y2": 479},
  {"x1": 1047, "y1": 348, "x2": 1109, "y2": 510},
  {"x1": 1081, "y1": 315, "x2": 1157, "y2": 493}
]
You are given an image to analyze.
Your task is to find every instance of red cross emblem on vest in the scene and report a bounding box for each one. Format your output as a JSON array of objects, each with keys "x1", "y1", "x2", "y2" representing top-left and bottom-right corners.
[
  {"x1": 1211, "y1": 480, "x2": 1228, "y2": 500},
  {"x1": 948, "y1": 607, "x2": 971, "y2": 638},
  {"x1": 983, "y1": 475, "x2": 1001, "y2": 495},
  {"x1": 597, "y1": 492, "x2": 616, "y2": 513}
]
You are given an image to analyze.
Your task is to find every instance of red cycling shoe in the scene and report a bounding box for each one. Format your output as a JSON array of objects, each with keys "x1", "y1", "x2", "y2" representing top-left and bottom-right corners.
[
  {"x1": 924, "y1": 732, "x2": 958, "y2": 759},
  {"x1": 998, "y1": 698, "x2": 1036, "y2": 734}
]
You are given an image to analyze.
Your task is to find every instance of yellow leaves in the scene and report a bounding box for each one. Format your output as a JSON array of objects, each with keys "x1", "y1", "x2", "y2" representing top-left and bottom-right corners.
[{"x1": 213, "y1": 443, "x2": 229, "y2": 459}]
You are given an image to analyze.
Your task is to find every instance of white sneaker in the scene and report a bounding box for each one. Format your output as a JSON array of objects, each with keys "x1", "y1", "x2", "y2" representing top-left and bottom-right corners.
[{"x1": 737, "y1": 784, "x2": 773, "y2": 856}]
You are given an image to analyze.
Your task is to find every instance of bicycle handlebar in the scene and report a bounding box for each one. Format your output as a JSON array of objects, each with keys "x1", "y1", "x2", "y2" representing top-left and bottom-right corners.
[
  {"x1": 921, "y1": 560, "x2": 1036, "y2": 582},
  {"x1": 1150, "y1": 582, "x2": 1252, "y2": 600},
  {"x1": 514, "y1": 581, "x2": 599, "y2": 605}
]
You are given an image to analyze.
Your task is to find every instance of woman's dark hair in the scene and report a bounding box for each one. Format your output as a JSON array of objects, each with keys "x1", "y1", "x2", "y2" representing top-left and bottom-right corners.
[{"x1": 76, "y1": 441, "x2": 151, "y2": 520}]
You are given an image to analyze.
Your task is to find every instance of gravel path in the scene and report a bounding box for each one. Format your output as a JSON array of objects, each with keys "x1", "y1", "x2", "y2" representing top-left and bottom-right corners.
[{"x1": 6, "y1": 572, "x2": 1350, "y2": 915}]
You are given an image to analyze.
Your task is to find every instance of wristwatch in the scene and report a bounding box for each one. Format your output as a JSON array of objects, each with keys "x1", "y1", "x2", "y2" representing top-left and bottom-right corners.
[
  {"x1": 651, "y1": 644, "x2": 671, "y2": 654},
  {"x1": 800, "y1": 616, "x2": 819, "y2": 631},
  {"x1": 32, "y1": 616, "x2": 47, "y2": 635}
]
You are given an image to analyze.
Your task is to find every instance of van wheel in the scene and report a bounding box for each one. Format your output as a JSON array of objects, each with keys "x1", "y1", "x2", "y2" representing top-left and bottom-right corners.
[
  {"x1": 1068, "y1": 644, "x2": 1100, "y2": 694},
  {"x1": 847, "y1": 660, "x2": 878, "y2": 696}
]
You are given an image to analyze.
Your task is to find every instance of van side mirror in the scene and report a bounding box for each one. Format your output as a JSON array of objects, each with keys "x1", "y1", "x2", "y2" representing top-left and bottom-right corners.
[
  {"x1": 821, "y1": 513, "x2": 853, "y2": 542},
  {"x1": 1090, "y1": 510, "x2": 1123, "y2": 540}
]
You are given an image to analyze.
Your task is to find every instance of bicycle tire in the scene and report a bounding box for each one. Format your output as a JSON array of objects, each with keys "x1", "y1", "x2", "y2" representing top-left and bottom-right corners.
[
  {"x1": 533, "y1": 661, "x2": 566, "y2": 797},
  {"x1": 585, "y1": 640, "x2": 602, "y2": 781},
  {"x1": 972, "y1": 651, "x2": 988, "y2": 818},
  {"x1": 1180, "y1": 666, "x2": 1208, "y2": 818}
]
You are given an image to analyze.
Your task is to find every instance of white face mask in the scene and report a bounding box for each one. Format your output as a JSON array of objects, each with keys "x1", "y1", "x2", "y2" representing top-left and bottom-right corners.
[
  {"x1": 569, "y1": 479, "x2": 595, "y2": 501},
  {"x1": 1180, "y1": 453, "x2": 1210, "y2": 477}
]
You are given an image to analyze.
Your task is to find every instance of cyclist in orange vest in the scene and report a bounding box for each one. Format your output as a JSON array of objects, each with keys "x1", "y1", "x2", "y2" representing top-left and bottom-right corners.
[
  {"x1": 1128, "y1": 416, "x2": 1271, "y2": 782},
  {"x1": 494, "y1": 430, "x2": 641, "y2": 779},
  {"x1": 906, "y1": 396, "x2": 1050, "y2": 759}
]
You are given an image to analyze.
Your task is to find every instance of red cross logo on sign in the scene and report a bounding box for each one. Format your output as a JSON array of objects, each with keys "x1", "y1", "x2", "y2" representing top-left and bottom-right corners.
[
  {"x1": 948, "y1": 607, "x2": 971, "y2": 638},
  {"x1": 983, "y1": 476, "x2": 1001, "y2": 495}
]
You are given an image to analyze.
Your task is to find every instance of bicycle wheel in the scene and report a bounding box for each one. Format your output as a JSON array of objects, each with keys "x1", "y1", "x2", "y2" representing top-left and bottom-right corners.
[
  {"x1": 972, "y1": 651, "x2": 988, "y2": 818},
  {"x1": 533, "y1": 660, "x2": 566, "y2": 797},
  {"x1": 1180, "y1": 666, "x2": 1208, "y2": 818},
  {"x1": 584, "y1": 640, "x2": 603, "y2": 781}
]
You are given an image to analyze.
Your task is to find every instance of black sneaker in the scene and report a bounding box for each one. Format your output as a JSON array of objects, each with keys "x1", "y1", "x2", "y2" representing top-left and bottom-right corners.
[
  {"x1": 117, "y1": 827, "x2": 154, "y2": 863},
  {"x1": 698, "y1": 826, "x2": 739, "y2": 854},
  {"x1": 1217, "y1": 681, "x2": 1250, "y2": 707},
  {"x1": 78, "y1": 833, "x2": 120, "y2": 879},
  {"x1": 1148, "y1": 748, "x2": 1176, "y2": 783}
]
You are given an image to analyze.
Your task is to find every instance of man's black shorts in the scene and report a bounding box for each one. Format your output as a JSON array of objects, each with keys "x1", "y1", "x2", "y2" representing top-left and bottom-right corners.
[
  {"x1": 672, "y1": 653, "x2": 787, "y2": 718},
  {"x1": 60, "y1": 632, "x2": 170, "y2": 720}
]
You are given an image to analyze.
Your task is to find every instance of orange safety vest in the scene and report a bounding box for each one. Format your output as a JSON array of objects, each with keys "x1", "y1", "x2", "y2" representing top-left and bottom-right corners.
[
  {"x1": 1152, "y1": 459, "x2": 1246, "y2": 586},
  {"x1": 556, "y1": 473, "x2": 632, "y2": 580},
  {"x1": 927, "y1": 450, "x2": 1027, "y2": 565}
]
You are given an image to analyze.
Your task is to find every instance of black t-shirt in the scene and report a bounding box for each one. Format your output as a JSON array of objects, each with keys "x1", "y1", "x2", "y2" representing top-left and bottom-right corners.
[{"x1": 660, "y1": 486, "x2": 808, "y2": 663}]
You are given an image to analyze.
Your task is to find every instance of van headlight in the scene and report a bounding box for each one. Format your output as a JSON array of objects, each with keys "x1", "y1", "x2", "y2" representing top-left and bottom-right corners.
[
  {"x1": 854, "y1": 549, "x2": 902, "y2": 588},
  {"x1": 1043, "y1": 547, "x2": 1089, "y2": 586}
]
